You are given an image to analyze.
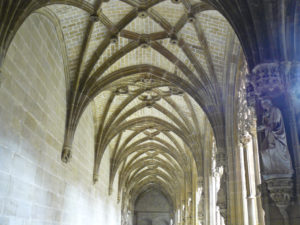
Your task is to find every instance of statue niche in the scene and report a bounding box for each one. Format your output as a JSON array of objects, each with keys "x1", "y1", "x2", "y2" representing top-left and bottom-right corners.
[{"x1": 257, "y1": 98, "x2": 294, "y2": 180}]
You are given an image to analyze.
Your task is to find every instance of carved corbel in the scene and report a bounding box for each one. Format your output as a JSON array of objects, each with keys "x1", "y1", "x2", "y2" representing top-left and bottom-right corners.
[
  {"x1": 266, "y1": 178, "x2": 293, "y2": 225},
  {"x1": 61, "y1": 144, "x2": 72, "y2": 163},
  {"x1": 61, "y1": 117, "x2": 78, "y2": 163}
]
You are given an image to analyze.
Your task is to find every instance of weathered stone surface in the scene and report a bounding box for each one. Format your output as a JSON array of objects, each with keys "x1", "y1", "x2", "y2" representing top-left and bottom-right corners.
[{"x1": 0, "y1": 13, "x2": 121, "y2": 225}]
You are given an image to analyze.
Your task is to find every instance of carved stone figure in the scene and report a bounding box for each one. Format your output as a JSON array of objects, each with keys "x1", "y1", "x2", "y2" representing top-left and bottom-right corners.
[{"x1": 257, "y1": 99, "x2": 293, "y2": 180}]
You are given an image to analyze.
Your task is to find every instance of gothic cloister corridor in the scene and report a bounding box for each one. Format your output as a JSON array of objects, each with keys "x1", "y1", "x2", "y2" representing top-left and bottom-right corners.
[{"x1": 0, "y1": 0, "x2": 300, "y2": 225}]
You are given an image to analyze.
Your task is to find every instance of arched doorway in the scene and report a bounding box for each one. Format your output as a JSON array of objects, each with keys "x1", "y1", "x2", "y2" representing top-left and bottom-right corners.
[{"x1": 134, "y1": 189, "x2": 173, "y2": 225}]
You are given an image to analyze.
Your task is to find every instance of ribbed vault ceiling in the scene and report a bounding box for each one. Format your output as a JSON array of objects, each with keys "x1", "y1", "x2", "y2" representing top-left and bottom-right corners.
[{"x1": 43, "y1": 0, "x2": 234, "y2": 202}]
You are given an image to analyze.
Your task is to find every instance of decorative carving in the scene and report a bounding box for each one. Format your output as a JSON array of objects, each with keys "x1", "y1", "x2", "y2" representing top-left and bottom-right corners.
[
  {"x1": 187, "y1": 13, "x2": 196, "y2": 23},
  {"x1": 246, "y1": 80, "x2": 256, "y2": 107},
  {"x1": 169, "y1": 34, "x2": 178, "y2": 45},
  {"x1": 110, "y1": 35, "x2": 118, "y2": 44},
  {"x1": 217, "y1": 174, "x2": 227, "y2": 223},
  {"x1": 140, "y1": 40, "x2": 150, "y2": 48},
  {"x1": 266, "y1": 178, "x2": 293, "y2": 225},
  {"x1": 138, "y1": 91, "x2": 161, "y2": 107},
  {"x1": 89, "y1": 14, "x2": 99, "y2": 22},
  {"x1": 241, "y1": 134, "x2": 251, "y2": 147},
  {"x1": 248, "y1": 63, "x2": 284, "y2": 98},
  {"x1": 115, "y1": 86, "x2": 129, "y2": 95},
  {"x1": 138, "y1": 9, "x2": 148, "y2": 18},
  {"x1": 61, "y1": 145, "x2": 72, "y2": 163},
  {"x1": 257, "y1": 98, "x2": 293, "y2": 180}
]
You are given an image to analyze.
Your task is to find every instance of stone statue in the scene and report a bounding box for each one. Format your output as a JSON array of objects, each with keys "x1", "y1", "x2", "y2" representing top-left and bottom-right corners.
[{"x1": 257, "y1": 99, "x2": 293, "y2": 180}]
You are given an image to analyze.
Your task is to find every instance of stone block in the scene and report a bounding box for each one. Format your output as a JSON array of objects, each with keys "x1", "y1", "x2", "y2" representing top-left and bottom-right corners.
[
  {"x1": 11, "y1": 154, "x2": 37, "y2": 184},
  {"x1": 0, "y1": 148, "x2": 12, "y2": 173},
  {"x1": 0, "y1": 173, "x2": 11, "y2": 197},
  {"x1": 2, "y1": 198, "x2": 17, "y2": 216},
  {"x1": 0, "y1": 216, "x2": 9, "y2": 225}
]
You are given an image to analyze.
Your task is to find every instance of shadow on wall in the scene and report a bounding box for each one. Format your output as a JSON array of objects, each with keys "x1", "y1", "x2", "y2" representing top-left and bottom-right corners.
[{"x1": 134, "y1": 189, "x2": 172, "y2": 225}]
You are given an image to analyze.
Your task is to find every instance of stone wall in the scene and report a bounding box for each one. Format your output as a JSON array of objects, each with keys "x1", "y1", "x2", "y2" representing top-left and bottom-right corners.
[
  {"x1": 0, "y1": 12, "x2": 120, "y2": 225},
  {"x1": 134, "y1": 189, "x2": 171, "y2": 225}
]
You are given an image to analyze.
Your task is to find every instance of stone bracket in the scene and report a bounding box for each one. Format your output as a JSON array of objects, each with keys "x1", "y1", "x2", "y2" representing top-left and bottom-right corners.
[{"x1": 265, "y1": 177, "x2": 293, "y2": 225}]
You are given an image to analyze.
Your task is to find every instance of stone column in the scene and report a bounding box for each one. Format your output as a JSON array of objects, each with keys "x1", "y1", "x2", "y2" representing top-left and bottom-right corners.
[
  {"x1": 197, "y1": 179, "x2": 204, "y2": 225},
  {"x1": 249, "y1": 121, "x2": 265, "y2": 225},
  {"x1": 286, "y1": 62, "x2": 300, "y2": 198},
  {"x1": 247, "y1": 62, "x2": 294, "y2": 225},
  {"x1": 241, "y1": 134, "x2": 257, "y2": 225},
  {"x1": 186, "y1": 192, "x2": 193, "y2": 225}
]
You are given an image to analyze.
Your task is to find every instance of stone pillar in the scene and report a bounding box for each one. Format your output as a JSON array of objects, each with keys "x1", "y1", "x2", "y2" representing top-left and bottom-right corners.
[
  {"x1": 186, "y1": 192, "x2": 193, "y2": 225},
  {"x1": 197, "y1": 179, "x2": 204, "y2": 225},
  {"x1": 247, "y1": 62, "x2": 294, "y2": 225},
  {"x1": 249, "y1": 121, "x2": 265, "y2": 225},
  {"x1": 286, "y1": 62, "x2": 300, "y2": 198},
  {"x1": 241, "y1": 134, "x2": 256, "y2": 225}
]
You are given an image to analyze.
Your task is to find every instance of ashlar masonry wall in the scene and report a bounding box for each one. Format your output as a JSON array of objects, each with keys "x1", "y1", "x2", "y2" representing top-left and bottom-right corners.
[{"x1": 0, "y1": 12, "x2": 120, "y2": 225}]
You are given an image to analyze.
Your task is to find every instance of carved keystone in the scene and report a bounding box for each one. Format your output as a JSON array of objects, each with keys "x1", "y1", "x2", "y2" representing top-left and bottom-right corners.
[
  {"x1": 187, "y1": 13, "x2": 196, "y2": 23},
  {"x1": 169, "y1": 34, "x2": 178, "y2": 45},
  {"x1": 110, "y1": 35, "x2": 118, "y2": 44},
  {"x1": 90, "y1": 14, "x2": 100, "y2": 22},
  {"x1": 138, "y1": 9, "x2": 148, "y2": 18}
]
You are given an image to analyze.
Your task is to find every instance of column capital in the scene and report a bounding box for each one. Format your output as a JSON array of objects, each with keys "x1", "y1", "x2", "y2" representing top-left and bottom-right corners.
[{"x1": 240, "y1": 134, "x2": 251, "y2": 147}]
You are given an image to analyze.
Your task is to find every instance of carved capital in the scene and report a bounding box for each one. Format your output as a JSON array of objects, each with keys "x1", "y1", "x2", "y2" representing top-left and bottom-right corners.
[{"x1": 240, "y1": 134, "x2": 251, "y2": 147}]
